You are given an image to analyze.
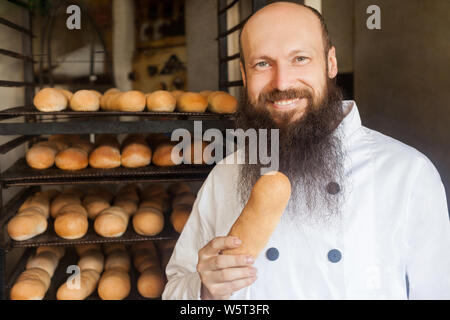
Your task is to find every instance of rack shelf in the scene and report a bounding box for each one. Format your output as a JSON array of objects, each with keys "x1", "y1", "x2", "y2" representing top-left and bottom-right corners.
[
  {"x1": 6, "y1": 247, "x2": 159, "y2": 300},
  {"x1": 0, "y1": 158, "x2": 215, "y2": 187}
]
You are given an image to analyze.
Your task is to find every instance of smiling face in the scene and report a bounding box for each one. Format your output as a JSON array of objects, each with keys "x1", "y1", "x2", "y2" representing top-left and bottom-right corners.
[{"x1": 240, "y1": 3, "x2": 338, "y2": 123}]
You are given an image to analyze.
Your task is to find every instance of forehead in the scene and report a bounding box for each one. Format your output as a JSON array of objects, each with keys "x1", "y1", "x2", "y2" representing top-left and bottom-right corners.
[{"x1": 241, "y1": 6, "x2": 324, "y2": 61}]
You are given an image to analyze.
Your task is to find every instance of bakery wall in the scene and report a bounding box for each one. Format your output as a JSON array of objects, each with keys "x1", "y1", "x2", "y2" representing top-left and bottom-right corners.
[{"x1": 353, "y1": 0, "x2": 450, "y2": 208}]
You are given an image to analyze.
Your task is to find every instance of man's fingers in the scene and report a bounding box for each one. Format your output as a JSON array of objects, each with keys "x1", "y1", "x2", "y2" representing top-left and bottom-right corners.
[
  {"x1": 200, "y1": 236, "x2": 241, "y2": 257},
  {"x1": 206, "y1": 254, "x2": 254, "y2": 271},
  {"x1": 208, "y1": 267, "x2": 257, "y2": 283},
  {"x1": 207, "y1": 276, "x2": 257, "y2": 298}
]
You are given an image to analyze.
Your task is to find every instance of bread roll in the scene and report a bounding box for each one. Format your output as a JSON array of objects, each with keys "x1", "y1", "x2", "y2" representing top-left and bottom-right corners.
[
  {"x1": 172, "y1": 192, "x2": 196, "y2": 208},
  {"x1": 54, "y1": 204, "x2": 89, "y2": 239},
  {"x1": 170, "y1": 90, "x2": 184, "y2": 100},
  {"x1": 72, "y1": 140, "x2": 94, "y2": 154},
  {"x1": 176, "y1": 92, "x2": 208, "y2": 112},
  {"x1": 207, "y1": 91, "x2": 238, "y2": 113},
  {"x1": 83, "y1": 195, "x2": 111, "y2": 219},
  {"x1": 170, "y1": 204, "x2": 191, "y2": 233},
  {"x1": 26, "y1": 144, "x2": 58, "y2": 169},
  {"x1": 103, "y1": 243, "x2": 127, "y2": 256},
  {"x1": 36, "y1": 246, "x2": 65, "y2": 260},
  {"x1": 146, "y1": 90, "x2": 176, "y2": 112},
  {"x1": 56, "y1": 269, "x2": 100, "y2": 300},
  {"x1": 121, "y1": 134, "x2": 152, "y2": 168},
  {"x1": 104, "y1": 88, "x2": 120, "y2": 96},
  {"x1": 33, "y1": 88, "x2": 68, "y2": 112},
  {"x1": 132, "y1": 206, "x2": 164, "y2": 236},
  {"x1": 152, "y1": 143, "x2": 181, "y2": 166},
  {"x1": 139, "y1": 197, "x2": 167, "y2": 213},
  {"x1": 89, "y1": 136, "x2": 121, "y2": 169},
  {"x1": 113, "y1": 198, "x2": 138, "y2": 216},
  {"x1": 7, "y1": 207, "x2": 48, "y2": 241},
  {"x1": 19, "y1": 190, "x2": 57, "y2": 218},
  {"x1": 222, "y1": 171, "x2": 291, "y2": 258},
  {"x1": 97, "y1": 269, "x2": 131, "y2": 300},
  {"x1": 69, "y1": 90, "x2": 100, "y2": 111},
  {"x1": 50, "y1": 194, "x2": 81, "y2": 218},
  {"x1": 55, "y1": 147, "x2": 89, "y2": 170},
  {"x1": 57, "y1": 89, "x2": 73, "y2": 101},
  {"x1": 90, "y1": 90, "x2": 102, "y2": 98},
  {"x1": 26, "y1": 250, "x2": 59, "y2": 277},
  {"x1": 78, "y1": 250, "x2": 105, "y2": 274},
  {"x1": 167, "y1": 182, "x2": 191, "y2": 197},
  {"x1": 104, "y1": 250, "x2": 130, "y2": 272},
  {"x1": 10, "y1": 268, "x2": 51, "y2": 300},
  {"x1": 137, "y1": 266, "x2": 165, "y2": 298},
  {"x1": 94, "y1": 206, "x2": 129, "y2": 237},
  {"x1": 115, "y1": 90, "x2": 146, "y2": 112}
]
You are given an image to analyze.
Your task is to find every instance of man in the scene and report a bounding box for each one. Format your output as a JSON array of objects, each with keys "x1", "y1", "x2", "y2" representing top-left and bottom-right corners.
[{"x1": 162, "y1": 2, "x2": 450, "y2": 299}]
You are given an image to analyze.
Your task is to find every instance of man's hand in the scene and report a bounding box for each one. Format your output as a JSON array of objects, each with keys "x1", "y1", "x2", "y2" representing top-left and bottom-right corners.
[{"x1": 197, "y1": 236, "x2": 257, "y2": 300}]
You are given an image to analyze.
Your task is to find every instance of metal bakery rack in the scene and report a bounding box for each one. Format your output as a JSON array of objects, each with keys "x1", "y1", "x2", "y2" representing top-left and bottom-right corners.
[{"x1": 0, "y1": 0, "x2": 266, "y2": 300}]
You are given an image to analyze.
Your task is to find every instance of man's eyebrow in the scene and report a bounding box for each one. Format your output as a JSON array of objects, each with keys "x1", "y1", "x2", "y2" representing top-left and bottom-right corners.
[{"x1": 248, "y1": 49, "x2": 313, "y2": 64}]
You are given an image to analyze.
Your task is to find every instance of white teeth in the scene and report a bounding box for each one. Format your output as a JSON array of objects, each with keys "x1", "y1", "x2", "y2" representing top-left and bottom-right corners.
[{"x1": 273, "y1": 98, "x2": 299, "y2": 106}]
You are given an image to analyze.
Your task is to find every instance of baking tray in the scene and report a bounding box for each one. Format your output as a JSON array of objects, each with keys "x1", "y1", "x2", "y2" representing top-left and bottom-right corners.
[
  {"x1": 1, "y1": 158, "x2": 214, "y2": 187},
  {"x1": 6, "y1": 246, "x2": 164, "y2": 300}
]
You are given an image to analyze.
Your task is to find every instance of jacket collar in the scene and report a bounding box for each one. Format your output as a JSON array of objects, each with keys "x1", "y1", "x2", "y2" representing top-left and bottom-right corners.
[{"x1": 336, "y1": 100, "x2": 362, "y2": 144}]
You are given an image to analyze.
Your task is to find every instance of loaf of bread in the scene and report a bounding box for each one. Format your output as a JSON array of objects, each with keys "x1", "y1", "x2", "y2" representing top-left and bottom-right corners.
[
  {"x1": 146, "y1": 90, "x2": 176, "y2": 112},
  {"x1": 83, "y1": 189, "x2": 113, "y2": 219},
  {"x1": 33, "y1": 88, "x2": 68, "y2": 112},
  {"x1": 50, "y1": 193, "x2": 81, "y2": 218},
  {"x1": 199, "y1": 90, "x2": 213, "y2": 99},
  {"x1": 100, "y1": 88, "x2": 120, "y2": 110},
  {"x1": 89, "y1": 135, "x2": 121, "y2": 169},
  {"x1": 132, "y1": 206, "x2": 164, "y2": 236},
  {"x1": 170, "y1": 90, "x2": 184, "y2": 100},
  {"x1": 57, "y1": 246, "x2": 103, "y2": 300},
  {"x1": 222, "y1": 171, "x2": 291, "y2": 258},
  {"x1": 152, "y1": 142, "x2": 181, "y2": 166},
  {"x1": 69, "y1": 90, "x2": 100, "y2": 111},
  {"x1": 8, "y1": 190, "x2": 58, "y2": 241},
  {"x1": 139, "y1": 197, "x2": 167, "y2": 213},
  {"x1": 121, "y1": 134, "x2": 152, "y2": 168},
  {"x1": 176, "y1": 92, "x2": 208, "y2": 112},
  {"x1": 55, "y1": 147, "x2": 89, "y2": 170},
  {"x1": 54, "y1": 203, "x2": 89, "y2": 239},
  {"x1": 11, "y1": 246, "x2": 65, "y2": 300},
  {"x1": 106, "y1": 90, "x2": 146, "y2": 111},
  {"x1": 132, "y1": 242, "x2": 165, "y2": 298},
  {"x1": 97, "y1": 246, "x2": 130, "y2": 300},
  {"x1": 113, "y1": 183, "x2": 140, "y2": 215},
  {"x1": 170, "y1": 204, "x2": 191, "y2": 234},
  {"x1": 89, "y1": 90, "x2": 102, "y2": 98},
  {"x1": 26, "y1": 142, "x2": 58, "y2": 169},
  {"x1": 94, "y1": 206, "x2": 129, "y2": 237},
  {"x1": 207, "y1": 91, "x2": 238, "y2": 113}
]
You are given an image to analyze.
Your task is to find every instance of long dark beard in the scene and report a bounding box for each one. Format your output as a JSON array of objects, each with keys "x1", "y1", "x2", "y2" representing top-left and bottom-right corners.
[{"x1": 236, "y1": 78, "x2": 347, "y2": 224}]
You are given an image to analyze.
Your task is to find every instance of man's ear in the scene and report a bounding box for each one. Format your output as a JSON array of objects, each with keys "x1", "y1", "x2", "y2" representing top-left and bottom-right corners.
[
  {"x1": 240, "y1": 61, "x2": 247, "y2": 87},
  {"x1": 327, "y1": 46, "x2": 338, "y2": 79}
]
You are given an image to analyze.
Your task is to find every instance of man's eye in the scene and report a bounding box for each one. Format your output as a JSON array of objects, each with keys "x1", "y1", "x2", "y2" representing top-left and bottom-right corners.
[
  {"x1": 295, "y1": 56, "x2": 309, "y2": 63},
  {"x1": 255, "y1": 61, "x2": 269, "y2": 68}
]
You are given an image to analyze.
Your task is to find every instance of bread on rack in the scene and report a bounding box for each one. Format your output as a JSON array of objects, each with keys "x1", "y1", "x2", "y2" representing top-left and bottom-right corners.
[
  {"x1": 55, "y1": 147, "x2": 89, "y2": 170},
  {"x1": 33, "y1": 88, "x2": 68, "y2": 112},
  {"x1": 89, "y1": 135, "x2": 121, "y2": 169},
  {"x1": 152, "y1": 142, "x2": 181, "y2": 166},
  {"x1": 94, "y1": 206, "x2": 129, "y2": 238},
  {"x1": 7, "y1": 190, "x2": 58, "y2": 241},
  {"x1": 83, "y1": 188, "x2": 113, "y2": 219},
  {"x1": 57, "y1": 246, "x2": 104, "y2": 300},
  {"x1": 121, "y1": 134, "x2": 152, "y2": 168},
  {"x1": 199, "y1": 90, "x2": 213, "y2": 100},
  {"x1": 97, "y1": 245, "x2": 131, "y2": 300},
  {"x1": 132, "y1": 242, "x2": 166, "y2": 298},
  {"x1": 50, "y1": 193, "x2": 81, "y2": 218},
  {"x1": 105, "y1": 90, "x2": 146, "y2": 112},
  {"x1": 99, "y1": 88, "x2": 120, "y2": 110},
  {"x1": 26, "y1": 142, "x2": 59, "y2": 169},
  {"x1": 69, "y1": 90, "x2": 100, "y2": 112},
  {"x1": 170, "y1": 204, "x2": 192, "y2": 234},
  {"x1": 132, "y1": 205, "x2": 165, "y2": 236},
  {"x1": 11, "y1": 246, "x2": 65, "y2": 300},
  {"x1": 113, "y1": 183, "x2": 140, "y2": 215},
  {"x1": 207, "y1": 91, "x2": 238, "y2": 114},
  {"x1": 167, "y1": 182, "x2": 191, "y2": 197},
  {"x1": 183, "y1": 140, "x2": 211, "y2": 164},
  {"x1": 53, "y1": 203, "x2": 89, "y2": 239},
  {"x1": 170, "y1": 90, "x2": 184, "y2": 100},
  {"x1": 146, "y1": 90, "x2": 176, "y2": 112},
  {"x1": 57, "y1": 89, "x2": 74, "y2": 101},
  {"x1": 176, "y1": 92, "x2": 208, "y2": 113}
]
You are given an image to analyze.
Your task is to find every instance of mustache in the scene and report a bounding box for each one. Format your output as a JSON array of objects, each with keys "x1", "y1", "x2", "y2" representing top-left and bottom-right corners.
[{"x1": 258, "y1": 87, "x2": 313, "y2": 104}]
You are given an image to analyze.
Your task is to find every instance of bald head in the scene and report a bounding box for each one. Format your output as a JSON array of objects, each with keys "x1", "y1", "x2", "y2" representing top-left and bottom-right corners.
[{"x1": 240, "y1": 2, "x2": 332, "y2": 74}]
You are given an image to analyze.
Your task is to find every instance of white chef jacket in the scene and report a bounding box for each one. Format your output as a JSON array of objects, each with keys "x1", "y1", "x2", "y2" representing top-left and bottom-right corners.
[{"x1": 162, "y1": 100, "x2": 450, "y2": 300}]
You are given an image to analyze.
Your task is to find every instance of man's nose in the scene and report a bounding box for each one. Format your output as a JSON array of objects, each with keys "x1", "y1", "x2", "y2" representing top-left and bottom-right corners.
[{"x1": 271, "y1": 64, "x2": 295, "y2": 91}]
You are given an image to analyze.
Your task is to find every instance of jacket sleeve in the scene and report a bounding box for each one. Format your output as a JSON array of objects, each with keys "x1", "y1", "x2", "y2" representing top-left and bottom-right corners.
[
  {"x1": 404, "y1": 156, "x2": 450, "y2": 299},
  {"x1": 162, "y1": 178, "x2": 214, "y2": 300}
]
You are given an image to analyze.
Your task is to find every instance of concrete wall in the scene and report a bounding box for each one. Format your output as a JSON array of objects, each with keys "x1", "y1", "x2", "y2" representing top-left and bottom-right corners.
[{"x1": 354, "y1": 0, "x2": 450, "y2": 205}]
